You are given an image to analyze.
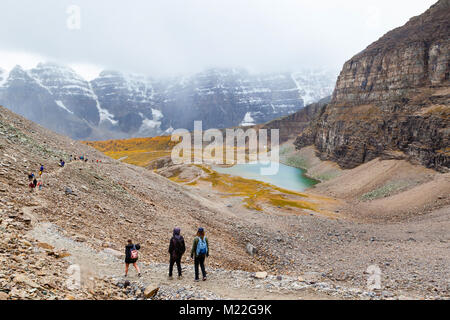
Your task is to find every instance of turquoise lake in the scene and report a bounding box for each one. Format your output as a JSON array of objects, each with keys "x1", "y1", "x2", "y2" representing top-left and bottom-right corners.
[{"x1": 213, "y1": 162, "x2": 317, "y2": 192}]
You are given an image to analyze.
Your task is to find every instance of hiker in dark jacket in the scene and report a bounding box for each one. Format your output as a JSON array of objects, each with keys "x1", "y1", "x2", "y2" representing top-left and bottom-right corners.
[
  {"x1": 124, "y1": 239, "x2": 141, "y2": 277},
  {"x1": 168, "y1": 227, "x2": 186, "y2": 279},
  {"x1": 190, "y1": 227, "x2": 209, "y2": 281}
]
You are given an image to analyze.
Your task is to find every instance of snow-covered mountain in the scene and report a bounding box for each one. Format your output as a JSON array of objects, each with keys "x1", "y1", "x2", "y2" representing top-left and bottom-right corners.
[{"x1": 0, "y1": 63, "x2": 337, "y2": 140}]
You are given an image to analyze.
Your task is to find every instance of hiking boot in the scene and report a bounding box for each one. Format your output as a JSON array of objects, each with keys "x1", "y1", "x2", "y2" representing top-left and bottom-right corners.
[
  {"x1": 168, "y1": 276, "x2": 173, "y2": 280},
  {"x1": 138, "y1": 273, "x2": 142, "y2": 277},
  {"x1": 202, "y1": 276, "x2": 207, "y2": 281},
  {"x1": 178, "y1": 275, "x2": 183, "y2": 279},
  {"x1": 194, "y1": 278, "x2": 200, "y2": 282}
]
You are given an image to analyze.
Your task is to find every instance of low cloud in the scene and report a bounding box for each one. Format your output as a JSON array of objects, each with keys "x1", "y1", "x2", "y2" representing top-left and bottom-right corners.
[{"x1": 0, "y1": 0, "x2": 437, "y2": 77}]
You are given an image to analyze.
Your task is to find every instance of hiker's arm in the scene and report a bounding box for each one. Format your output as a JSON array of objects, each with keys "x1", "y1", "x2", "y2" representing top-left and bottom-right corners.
[
  {"x1": 169, "y1": 238, "x2": 174, "y2": 254},
  {"x1": 206, "y1": 238, "x2": 209, "y2": 257},
  {"x1": 181, "y1": 239, "x2": 186, "y2": 254},
  {"x1": 190, "y1": 238, "x2": 197, "y2": 258},
  {"x1": 136, "y1": 244, "x2": 141, "y2": 250}
]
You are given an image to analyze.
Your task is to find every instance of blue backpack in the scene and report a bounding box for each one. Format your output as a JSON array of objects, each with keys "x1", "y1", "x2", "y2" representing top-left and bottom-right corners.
[{"x1": 196, "y1": 237, "x2": 208, "y2": 256}]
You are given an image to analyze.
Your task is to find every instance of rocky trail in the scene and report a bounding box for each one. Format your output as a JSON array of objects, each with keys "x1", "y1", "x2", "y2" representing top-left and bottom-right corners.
[
  {"x1": 17, "y1": 160, "x2": 445, "y2": 301},
  {"x1": 19, "y1": 162, "x2": 363, "y2": 300}
]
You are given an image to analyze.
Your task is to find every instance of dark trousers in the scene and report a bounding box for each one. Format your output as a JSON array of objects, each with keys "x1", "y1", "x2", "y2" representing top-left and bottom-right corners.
[
  {"x1": 169, "y1": 256, "x2": 182, "y2": 277},
  {"x1": 194, "y1": 255, "x2": 207, "y2": 280}
]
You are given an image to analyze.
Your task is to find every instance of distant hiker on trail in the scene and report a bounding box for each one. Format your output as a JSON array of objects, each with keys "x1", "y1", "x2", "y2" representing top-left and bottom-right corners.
[
  {"x1": 28, "y1": 173, "x2": 34, "y2": 181},
  {"x1": 39, "y1": 164, "x2": 44, "y2": 176},
  {"x1": 191, "y1": 227, "x2": 209, "y2": 282},
  {"x1": 125, "y1": 240, "x2": 141, "y2": 277},
  {"x1": 69, "y1": 155, "x2": 73, "y2": 162},
  {"x1": 29, "y1": 181, "x2": 35, "y2": 192},
  {"x1": 59, "y1": 159, "x2": 65, "y2": 167},
  {"x1": 80, "y1": 155, "x2": 84, "y2": 161},
  {"x1": 29, "y1": 177, "x2": 38, "y2": 192},
  {"x1": 37, "y1": 180, "x2": 43, "y2": 191},
  {"x1": 168, "y1": 227, "x2": 186, "y2": 279}
]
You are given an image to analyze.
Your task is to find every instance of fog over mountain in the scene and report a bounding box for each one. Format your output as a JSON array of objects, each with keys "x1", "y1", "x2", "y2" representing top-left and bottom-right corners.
[
  {"x1": 0, "y1": 63, "x2": 337, "y2": 139},
  {"x1": 0, "y1": 0, "x2": 435, "y2": 77},
  {"x1": 0, "y1": 0, "x2": 438, "y2": 140}
]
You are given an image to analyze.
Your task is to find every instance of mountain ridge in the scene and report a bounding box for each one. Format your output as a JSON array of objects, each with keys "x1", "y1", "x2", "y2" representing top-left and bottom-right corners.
[{"x1": 0, "y1": 64, "x2": 336, "y2": 141}]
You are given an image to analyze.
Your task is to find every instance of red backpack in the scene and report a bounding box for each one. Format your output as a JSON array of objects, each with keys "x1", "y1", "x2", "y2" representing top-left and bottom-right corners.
[{"x1": 130, "y1": 245, "x2": 139, "y2": 259}]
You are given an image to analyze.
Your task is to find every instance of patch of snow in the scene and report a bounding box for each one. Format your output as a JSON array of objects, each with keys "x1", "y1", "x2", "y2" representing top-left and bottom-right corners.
[
  {"x1": 290, "y1": 73, "x2": 303, "y2": 101},
  {"x1": 164, "y1": 127, "x2": 174, "y2": 135},
  {"x1": 241, "y1": 112, "x2": 255, "y2": 127},
  {"x1": 26, "y1": 71, "x2": 53, "y2": 95},
  {"x1": 87, "y1": 83, "x2": 118, "y2": 125},
  {"x1": 55, "y1": 100, "x2": 74, "y2": 114}
]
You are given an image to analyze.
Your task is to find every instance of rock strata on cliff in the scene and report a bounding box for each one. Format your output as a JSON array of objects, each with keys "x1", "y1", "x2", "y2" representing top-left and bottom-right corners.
[
  {"x1": 259, "y1": 96, "x2": 330, "y2": 143},
  {"x1": 294, "y1": 0, "x2": 450, "y2": 172}
]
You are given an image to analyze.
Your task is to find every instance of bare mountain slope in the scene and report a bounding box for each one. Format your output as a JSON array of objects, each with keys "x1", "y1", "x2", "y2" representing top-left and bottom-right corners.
[{"x1": 2, "y1": 105, "x2": 449, "y2": 299}]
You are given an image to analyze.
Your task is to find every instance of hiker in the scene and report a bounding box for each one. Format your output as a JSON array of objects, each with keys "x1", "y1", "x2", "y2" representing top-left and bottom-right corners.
[
  {"x1": 168, "y1": 227, "x2": 186, "y2": 279},
  {"x1": 37, "y1": 180, "x2": 43, "y2": 191},
  {"x1": 59, "y1": 159, "x2": 65, "y2": 167},
  {"x1": 124, "y1": 239, "x2": 141, "y2": 277},
  {"x1": 29, "y1": 177, "x2": 38, "y2": 192},
  {"x1": 29, "y1": 181, "x2": 36, "y2": 193},
  {"x1": 80, "y1": 155, "x2": 84, "y2": 161},
  {"x1": 28, "y1": 173, "x2": 34, "y2": 181},
  {"x1": 39, "y1": 164, "x2": 44, "y2": 176},
  {"x1": 190, "y1": 227, "x2": 209, "y2": 282},
  {"x1": 69, "y1": 155, "x2": 73, "y2": 162}
]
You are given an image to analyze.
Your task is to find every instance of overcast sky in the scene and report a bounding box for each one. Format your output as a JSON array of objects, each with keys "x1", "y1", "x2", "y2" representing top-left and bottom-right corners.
[{"x1": 0, "y1": 0, "x2": 437, "y2": 80}]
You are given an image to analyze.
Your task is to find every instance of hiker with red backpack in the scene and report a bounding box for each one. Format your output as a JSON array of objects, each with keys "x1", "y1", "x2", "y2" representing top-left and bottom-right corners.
[
  {"x1": 191, "y1": 227, "x2": 209, "y2": 282},
  {"x1": 124, "y1": 239, "x2": 141, "y2": 277},
  {"x1": 29, "y1": 180, "x2": 36, "y2": 193},
  {"x1": 168, "y1": 227, "x2": 186, "y2": 279}
]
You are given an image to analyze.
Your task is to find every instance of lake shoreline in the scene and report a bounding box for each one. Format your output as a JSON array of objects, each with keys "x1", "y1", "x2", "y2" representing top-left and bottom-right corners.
[{"x1": 212, "y1": 161, "x2": 318, "y2": 192}]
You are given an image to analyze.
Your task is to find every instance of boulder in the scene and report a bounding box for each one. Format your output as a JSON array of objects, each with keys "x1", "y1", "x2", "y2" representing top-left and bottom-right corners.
[
  {"x1": 254, "y1": 272, "x2": 268, "y2": 279},
  {"x1": 143, "y1": 285, "x2": 159, "y2": 299}
]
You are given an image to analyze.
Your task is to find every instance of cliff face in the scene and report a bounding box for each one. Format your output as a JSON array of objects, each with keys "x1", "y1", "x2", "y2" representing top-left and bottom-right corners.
[
  {"x1": 259, "y1": 96, "x2": 330, "y2": 143},
  {"x1": 295, "y1": 0, "x2": 450, "y2": 172}
]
